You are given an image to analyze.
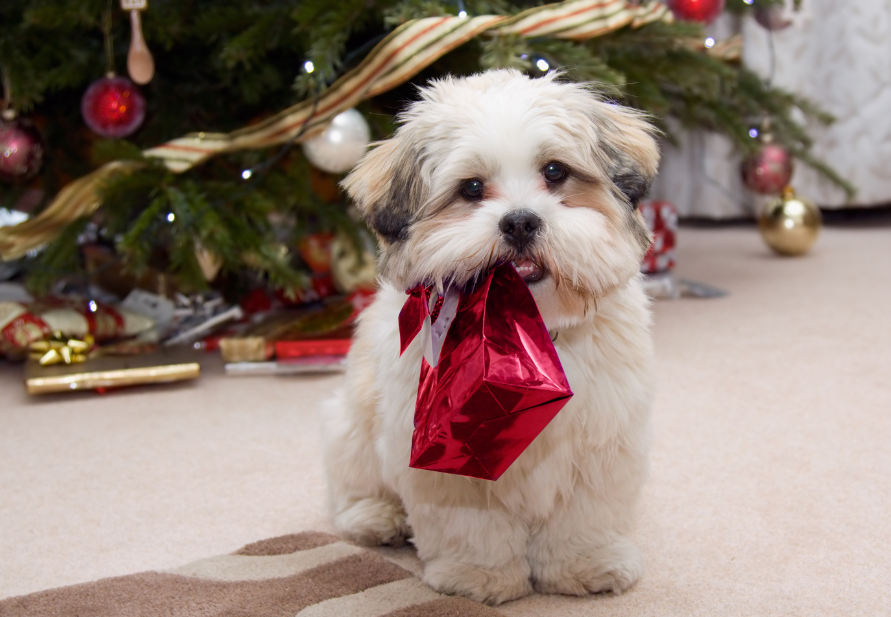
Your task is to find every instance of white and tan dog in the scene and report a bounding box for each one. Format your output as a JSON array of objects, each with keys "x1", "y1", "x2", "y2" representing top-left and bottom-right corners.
[{"x1": 322, "y1": 69, "x2": 659, "y2": 605}]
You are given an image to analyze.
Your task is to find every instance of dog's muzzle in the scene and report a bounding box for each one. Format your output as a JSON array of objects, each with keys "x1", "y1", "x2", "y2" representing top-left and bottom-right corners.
[
  {"x1": 499, "y1": 209, "x2": 541, "y2": 252},
  {"x1": 500, "y1": 210, "x2": 545, "y2": 283}
]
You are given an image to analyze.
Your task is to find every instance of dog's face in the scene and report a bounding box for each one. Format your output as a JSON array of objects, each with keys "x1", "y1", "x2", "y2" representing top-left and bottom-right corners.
[{"x1": 343, "y1": 69, "x2": 659, "y2": 329}]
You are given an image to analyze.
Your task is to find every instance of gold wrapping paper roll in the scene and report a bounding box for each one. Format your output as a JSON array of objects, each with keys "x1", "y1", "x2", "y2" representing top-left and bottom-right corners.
[{"x1": 24, "y1": 350, "x2": 201, "y2": 395}]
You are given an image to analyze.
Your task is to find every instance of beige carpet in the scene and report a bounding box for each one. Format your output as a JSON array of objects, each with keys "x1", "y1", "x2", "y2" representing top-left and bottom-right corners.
[{"x1": 1, "y1": 223, "x2": 890, "y2": 616}]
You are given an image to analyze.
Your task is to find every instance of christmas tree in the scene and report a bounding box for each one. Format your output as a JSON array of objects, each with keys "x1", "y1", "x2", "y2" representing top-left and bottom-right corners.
[{"x1": 0, "y1": 0, "x2": 853, "y2": 300}]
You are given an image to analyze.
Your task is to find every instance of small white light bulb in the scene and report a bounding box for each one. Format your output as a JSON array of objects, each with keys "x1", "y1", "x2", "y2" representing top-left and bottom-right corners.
[
  {"x1": 749, "y1": 128, "x2": 760, "y2": 139},
  {"x1": 304, "y1": 60, "x2": 315, "y2": 74},
  {"x1": 704, "y1": 37, "x2": 716, "y2": 48},
  {"x1": 167, "y1": 212, "x2": 175, "y2": 222},
  {"x1": 88, "y1": 300, "x2": 98, "y2": 313},
  {"x1": 458, "y1": 10, "x2": 467, "y2": 17},
  {"x1": 536, "y1": 58, "x2": 550, "y2": 72},
  {"x1": 241, "y1": 169, "x2": 252, "y2": 180}
]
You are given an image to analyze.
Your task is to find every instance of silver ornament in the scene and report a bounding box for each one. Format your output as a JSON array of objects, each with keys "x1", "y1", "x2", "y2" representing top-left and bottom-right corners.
[{"x1": 301, "y1": 108, "x2": 371, "y2": 174}]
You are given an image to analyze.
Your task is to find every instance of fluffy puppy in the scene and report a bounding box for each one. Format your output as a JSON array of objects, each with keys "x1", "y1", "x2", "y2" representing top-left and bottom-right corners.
[{"x1": 322, "y1": 69, "x2": 659, "y2": 605}]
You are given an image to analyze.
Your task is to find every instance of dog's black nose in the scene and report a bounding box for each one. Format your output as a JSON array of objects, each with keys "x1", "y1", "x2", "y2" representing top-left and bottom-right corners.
[{"x1": 499, "y1": 210, "x2": 541, "y2": 251}]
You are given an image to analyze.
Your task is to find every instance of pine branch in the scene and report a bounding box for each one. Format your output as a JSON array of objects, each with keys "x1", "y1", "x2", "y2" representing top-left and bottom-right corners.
[
  {"x1": 479, "y1": 34, "x2": 533, "y2": 72},
  {"x1": 530, "y1": 39, "x2": 625, "y2": 89},
  {"x1": 2, "y1": 0, "x2": 857, "y2": 297},
  {"x1": 23, "y1": 218, "x2": 90, "y2": 295},
  {"x1": 292, "y1": 0, "x2": 375, "y2": 83},
  {"x1": 787, "y1": 147, "x2": 857, "y2": 199}
]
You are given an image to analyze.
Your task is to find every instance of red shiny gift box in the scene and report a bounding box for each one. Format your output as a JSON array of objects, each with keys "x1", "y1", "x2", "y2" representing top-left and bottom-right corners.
[
  {"x1": 640, "y1": 200, "x2": 678, "y2": 274},
  {"x1": 274, "y1": 338, "x2": 351, "y2": 359},
  {"x1": 399, "y1": 263, "x2": 573, "y2": 481}
]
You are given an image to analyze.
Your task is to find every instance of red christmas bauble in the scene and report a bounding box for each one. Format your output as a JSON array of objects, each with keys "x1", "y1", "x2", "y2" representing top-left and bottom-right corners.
[
  {"x1": 741, "y1": 143, "x2": 794, "y2": 195},
  {"x1": 667, "y1": 0, "x2": 725, "y2": 23},
  {"x1": 81, "y1": 75, "x2": 146, "y2": 139},
  {"x1": 0, "y1": 116, "x2": 46, "y2": 183}
]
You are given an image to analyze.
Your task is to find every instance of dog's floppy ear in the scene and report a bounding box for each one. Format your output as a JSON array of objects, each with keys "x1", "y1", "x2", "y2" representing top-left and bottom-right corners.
[
  {"x1": 592, "y1": 102, "x2": 661, "y2": 210},
  {"x1": 341, "y1": 137, "x2": 426, "y2": 244}
]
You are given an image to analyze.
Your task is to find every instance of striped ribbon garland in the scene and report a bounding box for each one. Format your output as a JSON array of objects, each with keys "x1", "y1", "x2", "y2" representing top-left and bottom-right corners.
[{"x1": 1, "y1": 0, "x2": 679, "y2": 260}]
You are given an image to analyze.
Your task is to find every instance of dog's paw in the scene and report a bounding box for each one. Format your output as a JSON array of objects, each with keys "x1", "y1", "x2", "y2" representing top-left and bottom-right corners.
[
  {"x1": 334, "y1": 497, "x2": 410, "y2": 547},
  {"x1": 532, "y1": 537, "x2": 643, "y2": 596},
  {"x1": 423, "y1": 557, "x2": 533, "y2": 605}
]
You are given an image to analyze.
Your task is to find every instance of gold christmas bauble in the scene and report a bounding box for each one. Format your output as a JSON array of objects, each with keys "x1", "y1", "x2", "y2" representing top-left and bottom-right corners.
[{"x1": 758, "y1": 188, "x2": 821, "y2": 256}]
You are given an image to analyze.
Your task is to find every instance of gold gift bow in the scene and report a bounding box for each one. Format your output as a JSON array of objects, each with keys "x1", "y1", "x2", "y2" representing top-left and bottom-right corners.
[
  {"x1": 0, "y1": 0, "x2": 738, "y2": 261},
  {"x1": 29, "y1": 332, "x2": 96, "y2": 365}
]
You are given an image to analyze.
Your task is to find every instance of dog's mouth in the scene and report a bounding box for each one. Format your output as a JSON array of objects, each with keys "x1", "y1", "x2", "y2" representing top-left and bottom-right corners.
[{"x1": 512, "y1": 258, "x2": 545, "y2": 284}]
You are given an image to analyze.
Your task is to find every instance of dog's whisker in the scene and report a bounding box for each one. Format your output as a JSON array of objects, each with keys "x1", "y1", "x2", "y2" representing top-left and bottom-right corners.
[{"x1": 457, "y1": 242, "x2": 491, "y2": 263}]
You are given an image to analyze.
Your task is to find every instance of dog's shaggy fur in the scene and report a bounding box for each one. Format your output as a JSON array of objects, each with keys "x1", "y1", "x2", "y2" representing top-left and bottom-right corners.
[{"x1": 321, "y1": 69, "x2": 659, "y2": 605}]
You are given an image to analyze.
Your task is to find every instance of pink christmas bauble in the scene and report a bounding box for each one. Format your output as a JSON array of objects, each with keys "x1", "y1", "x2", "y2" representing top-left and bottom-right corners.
[
  {"x1": 741, "y1": 143, "x2": 794, "y2": 195},
  {"x1": 667, "y1": 0, "x2": 726, "y2": 23},
  {"x1": 81, "y1": 75, "x2": 146, "y2": 139},
  {"x1": 0, "y1": 117, "x2": 46, "y2": 183}
]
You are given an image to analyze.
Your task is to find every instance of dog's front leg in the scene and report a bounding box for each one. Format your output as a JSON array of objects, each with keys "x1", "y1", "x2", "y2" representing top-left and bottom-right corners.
[
  {"x1": 402, "y1": 475, "x2": 533, "y2": 605},
  {"x1": 322, "y1": 390, "x2": 410, "y2": 547},
  {"x1": 526, "y1": 462, "x2": 646, "y2": 596}
]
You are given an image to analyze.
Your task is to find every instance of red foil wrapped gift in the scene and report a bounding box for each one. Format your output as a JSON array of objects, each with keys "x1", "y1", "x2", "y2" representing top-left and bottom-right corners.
[
  {"x1": 399, "y1": 263, "x2": 573, "y2": 481},
  {"x1": 640, "y1": 200, "x2": 678, "y2": 274}
]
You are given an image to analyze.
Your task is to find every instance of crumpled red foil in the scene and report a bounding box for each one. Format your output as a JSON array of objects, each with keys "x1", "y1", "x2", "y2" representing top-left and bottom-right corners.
[
  {"x1": 399, "y1": 286, "x2": 429, "y2": 355},
  {"x1": 399, "y1": 263, "x2": 573, "y2": 481}
]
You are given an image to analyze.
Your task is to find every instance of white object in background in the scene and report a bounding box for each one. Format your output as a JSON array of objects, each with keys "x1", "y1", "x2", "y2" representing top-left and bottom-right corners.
[
  {"x1": 0, "y1": 282, "x2": 33, "y2": 303},
  {"x1": 652, "y1": 1, "x2": 891, "y2": 216},
  {"x1": 650, "y1": 127, "x2": 755, "y2": 218},
  {"x1": 122, "y1": 289, "x2": 176, "y2": 330},
  {"x1": 225, "y1": 357, "x2": 347, "y2": 376},
  {"x1": 301, "y1": 108, "x2": 371, "y2": 174},
  {"x1": 744, "y1": 0, "x2": 891, "y2": 208},
  {"x1": 163, "y1": 306, "x2": 243, "y2": 346},
  {"x1": 0, "y1": 208, "x2": 29, "y2": 228}
]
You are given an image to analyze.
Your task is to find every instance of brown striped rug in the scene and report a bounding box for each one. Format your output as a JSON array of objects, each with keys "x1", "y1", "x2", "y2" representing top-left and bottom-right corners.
[{"x1": 0, "y1": 532, "x2": 504, "y2": 617}]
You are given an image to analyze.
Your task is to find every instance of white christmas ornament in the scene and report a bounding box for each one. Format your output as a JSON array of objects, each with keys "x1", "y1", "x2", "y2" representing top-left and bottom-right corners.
[{"x1": 301, "y1": 108, "x2": 371, "y2": 173}]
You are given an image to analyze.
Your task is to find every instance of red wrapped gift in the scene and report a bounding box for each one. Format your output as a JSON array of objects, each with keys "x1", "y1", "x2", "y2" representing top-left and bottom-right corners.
[
  {"x1": 399, "y1": 263, "x2": 573, "y2": 481},
  {"x1": 274, "y1": 338, "x2": 351, "y2": 359},
  {"x1": 640, "y1": 200, "x2": 678, "y2": 274}
]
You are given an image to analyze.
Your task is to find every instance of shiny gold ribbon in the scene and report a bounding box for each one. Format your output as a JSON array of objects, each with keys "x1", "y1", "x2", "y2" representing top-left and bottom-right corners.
[{"x1": 29, "y1": 332, "x2": 96, "y2": 366}]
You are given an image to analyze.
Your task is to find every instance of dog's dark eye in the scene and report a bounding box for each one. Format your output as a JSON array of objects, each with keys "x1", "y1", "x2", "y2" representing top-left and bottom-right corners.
[
  {"x1": 461, "y1": 178, "x2": 485, "y2": 200},
  {"x1": 543, "y1": 162, "x2": 568, "y2": 184}
]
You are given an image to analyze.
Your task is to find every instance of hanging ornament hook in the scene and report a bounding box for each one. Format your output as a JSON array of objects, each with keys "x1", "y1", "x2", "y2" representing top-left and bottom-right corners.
[
  {"x1": 121, "y1": 0, "x2": 155, "y2": 84},
  {"x1": 759, "y1": 116, "x2": 774, "y2": 143},
  {"x1": 1, "y1": 65, "x2": 14, "y2": 121},
  {"x1": 102, "y1": 0, "x2": 116, "y2": 77}
]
